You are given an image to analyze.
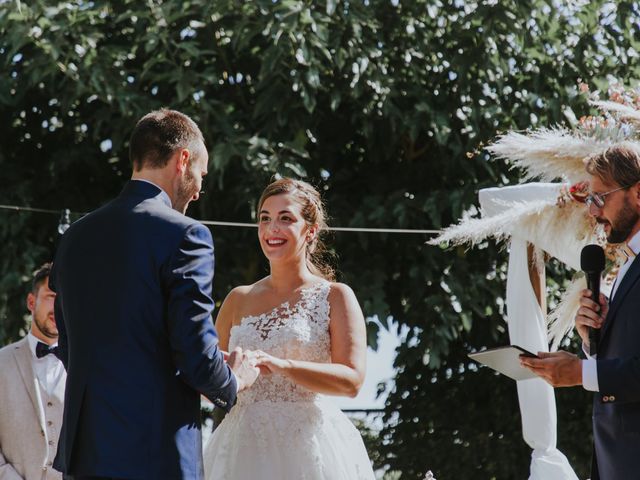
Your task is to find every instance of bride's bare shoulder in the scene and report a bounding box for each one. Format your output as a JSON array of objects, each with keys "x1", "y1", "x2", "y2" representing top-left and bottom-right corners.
[
  {"x1": 223, "y1": 278, "x2": 270, "y2": 318},
  {"x1": 227, "y1": 278, "x2": 269, "y2": 299},
  {"x1": 326, "y1": 282, "x2": 357, "y2": 301}
]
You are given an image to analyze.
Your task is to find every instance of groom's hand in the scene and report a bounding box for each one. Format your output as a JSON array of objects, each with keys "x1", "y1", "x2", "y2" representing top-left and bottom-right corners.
[{"x1": 227, "y1": 347, "x2": 260, "y2": 392}]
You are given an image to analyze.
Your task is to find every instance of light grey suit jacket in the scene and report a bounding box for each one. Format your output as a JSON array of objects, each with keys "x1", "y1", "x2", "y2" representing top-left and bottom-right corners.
[{"x1": 0, "y1": 337, "x2": 65, "y2": 480}]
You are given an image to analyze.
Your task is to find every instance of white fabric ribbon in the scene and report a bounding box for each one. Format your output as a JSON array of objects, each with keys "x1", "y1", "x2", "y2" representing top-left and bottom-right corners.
[{"x1": 480, "y1": 184, "x2": 578, "y2": 480}]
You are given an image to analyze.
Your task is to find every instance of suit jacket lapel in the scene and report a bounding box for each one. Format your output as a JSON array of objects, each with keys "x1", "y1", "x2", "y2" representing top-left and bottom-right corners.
[
  {"x1": 602, "y1": 255, "x2": 640, "y2": 341},
  {"x1": 13, "y1": 338, "x2": 46, "y2": 431}
]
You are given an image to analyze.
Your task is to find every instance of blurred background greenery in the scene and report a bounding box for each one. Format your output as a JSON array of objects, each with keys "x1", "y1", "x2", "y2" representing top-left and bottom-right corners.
[{"x1": 2, "y1": 1, "x2": 639, "y2": 477}]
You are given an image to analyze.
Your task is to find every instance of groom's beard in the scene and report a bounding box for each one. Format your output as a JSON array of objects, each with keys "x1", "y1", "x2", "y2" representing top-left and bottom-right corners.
[{"x1": 173, "y1": 169, "x2": 197, "y2": 214}]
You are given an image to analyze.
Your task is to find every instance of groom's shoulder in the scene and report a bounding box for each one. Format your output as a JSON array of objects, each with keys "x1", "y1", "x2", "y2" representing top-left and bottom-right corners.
[{"x1": 141, "y1": 204, "x2": 207, "y2": 237}]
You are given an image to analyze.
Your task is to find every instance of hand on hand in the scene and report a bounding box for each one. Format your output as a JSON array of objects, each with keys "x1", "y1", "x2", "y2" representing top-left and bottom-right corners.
[
  {"x1": 520, "y1": 351, "x2": 582, "y2": 387},
  {"x1": 575, "y1": 288, "x2": 608, "y2": 347},
  {"x1": 251, "y1": 350, "x2": 290, "y2": 375},
  {"x1": 227, "y1": 347, "x2": 260, "y2": 392}
]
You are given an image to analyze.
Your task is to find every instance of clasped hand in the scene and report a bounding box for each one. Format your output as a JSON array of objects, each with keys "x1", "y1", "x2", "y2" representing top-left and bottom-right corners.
[
  {"x1": 226, "y1": 347, "x2": 260, "y2": 392},
  {"x1": 226, "y1": 348, "x2": 291, "y2": 391},
  {"x1": 575, "y1": 288, "x2": 608, "y2": 348},
  {"x1": 248, "y1": 350, "x2": 290, "y2": 375}
]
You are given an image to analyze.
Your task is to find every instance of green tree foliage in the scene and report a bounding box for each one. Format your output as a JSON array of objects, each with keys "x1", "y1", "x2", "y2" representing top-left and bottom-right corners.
[{"x1": 1, "y1": 0, "x2": 639, "y2": 477}]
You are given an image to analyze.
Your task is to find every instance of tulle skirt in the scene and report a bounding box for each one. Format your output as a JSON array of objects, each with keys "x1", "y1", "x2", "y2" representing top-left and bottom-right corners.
[{"x1": 203, "y1": 399, "x2": 375, "y2": 480}]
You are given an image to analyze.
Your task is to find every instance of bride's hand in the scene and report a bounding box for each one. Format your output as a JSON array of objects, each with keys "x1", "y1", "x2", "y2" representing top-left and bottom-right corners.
[
  {"x1": 253, "y1": 350, "x2": 289, "y2": 375},
  {"x1": 227, "y1": 347, "x2": 260, "y2": 391}
]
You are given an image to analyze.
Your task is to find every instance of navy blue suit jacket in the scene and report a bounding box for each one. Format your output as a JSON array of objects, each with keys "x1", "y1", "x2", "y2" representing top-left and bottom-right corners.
[
  {"x1": 591, "y1": 254, "x2": 640, "y2": 480},
  {"x1": 50, "y1": 180, "x2": 237, "y2": 479}
]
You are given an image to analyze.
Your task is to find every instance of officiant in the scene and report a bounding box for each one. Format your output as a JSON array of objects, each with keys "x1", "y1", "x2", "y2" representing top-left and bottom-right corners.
[{"x1": 522, "y1": 143, "x2": 640, "y2": 480}]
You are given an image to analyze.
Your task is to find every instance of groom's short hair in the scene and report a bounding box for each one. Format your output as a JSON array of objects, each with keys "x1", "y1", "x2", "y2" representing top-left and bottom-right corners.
[
  {"x1": 586, "y1": 142, "x2": 640, "y2": 187},
  {"x1": 129, "y1": 109, "x2": 205, "y2": 170}
]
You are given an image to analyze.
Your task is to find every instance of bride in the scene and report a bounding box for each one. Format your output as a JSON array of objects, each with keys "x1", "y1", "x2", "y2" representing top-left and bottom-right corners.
[{"x1": 204, "y1": 178, "x2": 375, "y2": 479}]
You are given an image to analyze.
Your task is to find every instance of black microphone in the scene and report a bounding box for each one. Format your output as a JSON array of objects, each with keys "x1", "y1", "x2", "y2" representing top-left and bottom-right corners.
[{"x1": 580, "y1": 244, "x2": 605, "y2": 356}]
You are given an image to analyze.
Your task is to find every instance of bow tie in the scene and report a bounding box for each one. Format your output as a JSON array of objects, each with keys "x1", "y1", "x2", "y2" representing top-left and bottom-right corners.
[{"x1": 35, "y1": 342, "x2": 59, "y2": 359}]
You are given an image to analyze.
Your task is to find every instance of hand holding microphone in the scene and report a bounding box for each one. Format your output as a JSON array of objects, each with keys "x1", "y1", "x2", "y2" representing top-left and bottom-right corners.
[{"x1": 578, "y1": 245, "x2": 607, "y2": 356}]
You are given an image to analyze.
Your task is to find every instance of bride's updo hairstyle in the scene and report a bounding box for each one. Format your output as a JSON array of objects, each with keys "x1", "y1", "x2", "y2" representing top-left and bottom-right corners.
[{"x1": 258, "y1": 177, "x2": 335, "y2": 281}]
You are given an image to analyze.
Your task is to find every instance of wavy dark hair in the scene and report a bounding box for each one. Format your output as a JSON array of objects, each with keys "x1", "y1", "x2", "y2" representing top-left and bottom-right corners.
[
  {"x1": 257, "y1": 178, "x2": 335, "y2": 281},
  {"x1": 586, "y1": 142, "x2": 640, "y2": 186}
]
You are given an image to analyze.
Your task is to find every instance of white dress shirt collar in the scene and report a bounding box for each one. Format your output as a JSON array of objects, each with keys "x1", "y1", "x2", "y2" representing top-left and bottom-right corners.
[
  {"x1": 626, "y1": 229, "x2": 640, "y2": 257},
  {"x1": 610, "y1": 229, "x2": 640, "y2": 300},
  {"x1": 26, "y1": 332, "x2": 57, "y2": 358},
  {"x1": 26, "y1": 332, "x2": 64, "y2": 396}
]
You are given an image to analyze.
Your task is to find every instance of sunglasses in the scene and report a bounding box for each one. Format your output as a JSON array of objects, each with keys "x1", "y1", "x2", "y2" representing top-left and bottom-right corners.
[{"x1": 585, "y1": 185, "x2": 633, "y2": 208}]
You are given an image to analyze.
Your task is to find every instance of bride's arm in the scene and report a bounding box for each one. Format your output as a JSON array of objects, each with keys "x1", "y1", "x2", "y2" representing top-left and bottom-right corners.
[
  {"x1": 215, "y1": 287, "x2": 245, "y2": 352},
  {"x1": 214, "y1": 287, "x2": 262, "y2": 394},
  {"x1": 255, "y1": 283, "x2": 367, "y2": 397}
]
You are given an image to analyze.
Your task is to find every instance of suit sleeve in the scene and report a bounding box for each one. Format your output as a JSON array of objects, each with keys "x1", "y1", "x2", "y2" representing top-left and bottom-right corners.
[
  {"x1": 165, "y1": 223, "x2": 237, "y2": 411},
  {"x1": 49, "y1": 262, "x2": 68, "y2": 369},
  {"x1": 597, "y1": 357, "x2": 640, "y2": 403},
  {"x1": 0, "y1": 449, "x2": 24, "y2": 480}
]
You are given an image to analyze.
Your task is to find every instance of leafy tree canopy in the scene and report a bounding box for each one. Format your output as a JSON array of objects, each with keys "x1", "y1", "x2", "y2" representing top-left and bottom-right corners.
[{"x1": 2, "y1": 0, "x2": 639, "y2": 477}]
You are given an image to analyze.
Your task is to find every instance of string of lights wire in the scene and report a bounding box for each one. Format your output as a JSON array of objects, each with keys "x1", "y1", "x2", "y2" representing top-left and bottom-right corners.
[{"x1": 0, "y1": 204, "x2": 441, "y2": 235}]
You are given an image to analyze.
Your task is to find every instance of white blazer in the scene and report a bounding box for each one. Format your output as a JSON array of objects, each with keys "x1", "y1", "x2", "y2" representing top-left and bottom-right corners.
[{"x1": 0, "y1": 337, "x2": 65, "y2": 480}]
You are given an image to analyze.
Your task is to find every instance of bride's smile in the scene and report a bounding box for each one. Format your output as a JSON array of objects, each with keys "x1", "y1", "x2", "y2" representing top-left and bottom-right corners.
[{"x1": 258, "y1": 194, "x2": 315, "y2": 262}]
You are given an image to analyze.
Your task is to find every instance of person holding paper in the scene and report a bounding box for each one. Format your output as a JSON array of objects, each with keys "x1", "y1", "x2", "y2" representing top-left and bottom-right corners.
[{"x1": 521, "y1": 143, "x2": 640, "y2": 480}]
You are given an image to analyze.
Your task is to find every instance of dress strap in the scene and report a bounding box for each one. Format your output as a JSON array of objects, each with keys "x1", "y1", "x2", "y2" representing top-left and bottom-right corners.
[{"x1": 300, "y1": 282, "x2": 331, "y2": 327}]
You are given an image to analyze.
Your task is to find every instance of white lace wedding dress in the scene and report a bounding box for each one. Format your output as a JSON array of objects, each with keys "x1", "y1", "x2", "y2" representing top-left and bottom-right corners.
[{"x1": 203, "y1": 282, "x2": 376, "y2": 480}]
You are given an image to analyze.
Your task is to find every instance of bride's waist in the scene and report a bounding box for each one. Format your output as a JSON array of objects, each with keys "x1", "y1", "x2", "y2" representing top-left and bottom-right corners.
[
  {"x1": 237, "y1": 389, "x2": 319, "y2": 405},
  {"x1": 232, "y1": 396, "x2": 340, "y2": 415},
  {"x1": 238, "y1": 377, "x2": 319, "y2": 402},
  {"x1": 223, "y1": 396, "x2": 345, "y2": 432},
  {"x1": 238, "y1": 397, "x2": 322, "y2": 406}
]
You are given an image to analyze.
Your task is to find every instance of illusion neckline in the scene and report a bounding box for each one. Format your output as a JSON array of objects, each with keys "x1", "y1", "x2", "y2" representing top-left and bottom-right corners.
[{"x1": 231, "y1": 282, "x2": 329, "y2": 332}]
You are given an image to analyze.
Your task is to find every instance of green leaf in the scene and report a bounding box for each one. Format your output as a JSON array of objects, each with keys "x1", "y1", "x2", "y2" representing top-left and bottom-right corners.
[
  {"x1": 301, "y1": 89, "x2": 316, "y2": 113},
  {"x1": 326, "y1": 0, "x2": 337, "y2": 16}
]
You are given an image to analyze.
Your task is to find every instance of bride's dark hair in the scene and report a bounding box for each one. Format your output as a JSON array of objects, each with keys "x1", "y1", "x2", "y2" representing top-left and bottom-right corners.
[{"x1": 257, "y1": 177, "x2": 335, "y2": 281}]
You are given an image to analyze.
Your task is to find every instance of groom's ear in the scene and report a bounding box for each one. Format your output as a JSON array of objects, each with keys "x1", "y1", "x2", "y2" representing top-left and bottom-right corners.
[{"x1": 174, "y1": 148, "x2": 191, "y2": 174}]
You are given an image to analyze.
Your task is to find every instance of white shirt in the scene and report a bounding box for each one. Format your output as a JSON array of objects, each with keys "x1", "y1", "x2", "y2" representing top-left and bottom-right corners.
[
  {"x1": 582, "y1": 230, "x2": 640, "y2": 391},
  {"x1": 27, "y1": 332, "x2": 65, "y2": 396}
]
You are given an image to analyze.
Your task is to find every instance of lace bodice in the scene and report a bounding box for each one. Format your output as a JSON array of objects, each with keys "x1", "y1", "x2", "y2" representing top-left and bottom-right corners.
[
  {"x1": 206, "y1": 282, "x2": 377, "y2": 480},
  {"x1": 229, "y1": 282, "x2": 331, "y2": 405}
]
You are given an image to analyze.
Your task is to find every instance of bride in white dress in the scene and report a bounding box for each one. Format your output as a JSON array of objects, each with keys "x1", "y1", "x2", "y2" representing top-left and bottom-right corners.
[{"x1": 204, "y1": 178, "x2": 375, "y2": 480}]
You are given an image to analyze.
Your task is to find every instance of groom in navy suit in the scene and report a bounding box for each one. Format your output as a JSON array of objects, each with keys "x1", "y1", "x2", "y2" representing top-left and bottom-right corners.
[
  {"x1": 50, "y1": 109, "x2": 259, "y2": 479},
  {"x1": 522, "y1": 143, "x2": 640, "y2": 479}
]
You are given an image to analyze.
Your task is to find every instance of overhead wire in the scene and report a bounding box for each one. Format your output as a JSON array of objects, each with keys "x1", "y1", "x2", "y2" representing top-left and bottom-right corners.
[{"x1": 0, "y1": 204, "x2": 442, "y2": 235}]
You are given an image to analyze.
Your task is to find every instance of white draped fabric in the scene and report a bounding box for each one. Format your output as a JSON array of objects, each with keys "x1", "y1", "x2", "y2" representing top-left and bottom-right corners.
[{"x1": 479, "y1": 184, "x2": 578, "y2": 480}]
